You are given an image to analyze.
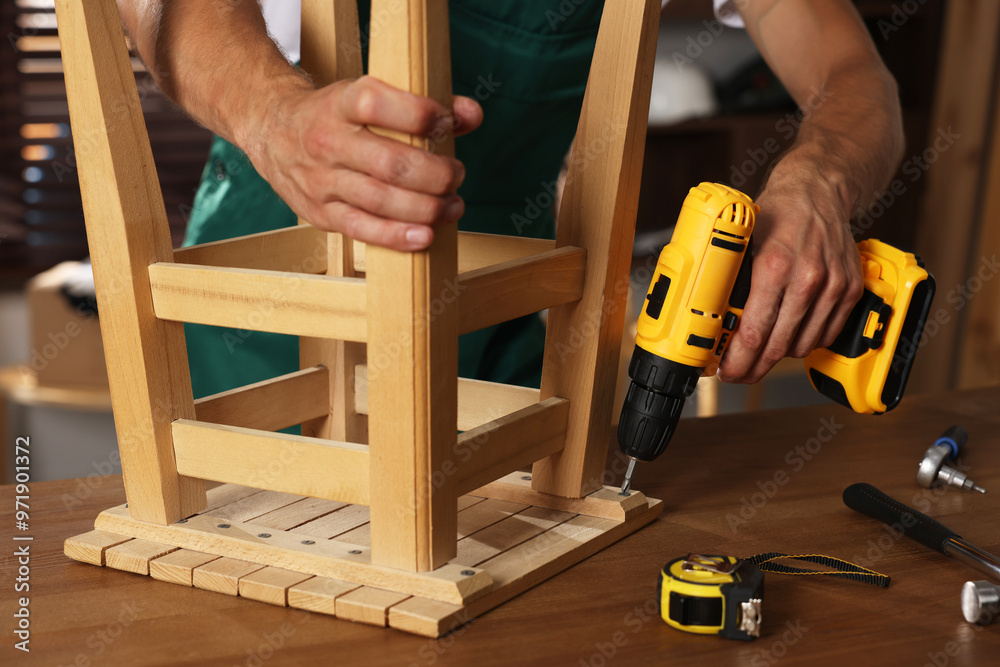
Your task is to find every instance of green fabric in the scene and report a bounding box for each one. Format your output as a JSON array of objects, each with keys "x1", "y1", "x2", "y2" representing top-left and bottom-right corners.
[{"x1": 182, "y1": 0, "x2": 604, "y2": 400}]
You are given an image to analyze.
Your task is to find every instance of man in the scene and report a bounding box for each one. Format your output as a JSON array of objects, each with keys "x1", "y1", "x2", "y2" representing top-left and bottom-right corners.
[{"x1": 116, "y1": 0, "x2": 903, "y2": 398}]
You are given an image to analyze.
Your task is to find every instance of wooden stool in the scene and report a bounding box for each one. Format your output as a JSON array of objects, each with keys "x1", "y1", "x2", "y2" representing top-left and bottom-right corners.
[{"x1": 57, "y1": 0, "x2": 662, "y2": 636}]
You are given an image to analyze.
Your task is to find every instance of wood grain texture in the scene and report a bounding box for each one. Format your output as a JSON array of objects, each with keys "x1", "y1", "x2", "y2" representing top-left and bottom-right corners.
[
  {"x1": 353, "y1": 233, "x2": 557, "y2": 273},
  {"x1": 336, "y1": 587, "x2": 411, "y2": 626},
  {"x1": 63, "y1": 530, "x2": 131, "y2": 566},
  {"x1": 251, "y1": 497, "x2": 348, "y2": 532},
  {"x1": 287, "y1": 576, "x2": 362, "y2": 614},
  {"x1": 192, "y1": 557, "x2": 266, "y2": 596},
  {"x1": 35, "y1": 388, "x2": 1000, "y2": 659},
  {"x1": 453, "y1": 506, "x2": 575, "y2": 567},
  {"x1": 105, "y1": 539, "x2": 177, "y2": 575},
  {"x1": 532, "y1": 0, "x2": 661, "y2": 498},
  {"x1": 93, "y1": 505, "x2": 493, "y2": 604},
  {"x1": 54, "y1": 0, "x2": 205, "y2": 524},
  {"x1": 454, "y1": 398, "x2": 569, "y2": 496},
  {"x1": 194, "y1": 366, "x2": 329, "y2": 432},
  {"x1": 912, "y1": 0, "x2": 1000, "y2": 393},
  {"x1": 456, "y1": 247, "x2": 586, "y2": 334},
  {"x1": 456, "y1": 499, "x2": 528, "y2": 539},
  {"x1": 148, "y1": 263, "x2": 367, "y2": 341},
  {"x1": 366, "y1": 0, "x2": 459, "y2": 571},
  {"x1": 298, "y1": 0, "x2": 369, "y2": 447},
  {"x1": 208, "y1": 489, "x2": 303, "y2": 523},
  {"x1": 238, "y1": 567, "x2": 314, "y2": 606},
  {"x1": 171, "y1": 420, "x2": 370, "y2": 505},
  {"x1": 472, "y1": 472, "x2": 650, "y2": 522},
  {"x1": 354, "y1": 367, "x2": 540, "y2": 431},
  {"x1": 172, "y1": 225, "x2": 328, "y2": 274},
  {"x1": 149, "y1": 549, "x2": 220, "y2": 586}
]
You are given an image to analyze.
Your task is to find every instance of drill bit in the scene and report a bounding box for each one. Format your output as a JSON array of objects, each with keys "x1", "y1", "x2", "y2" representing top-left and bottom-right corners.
[
  {"x1": 936, "y1": 465, "x2": 987, "y2": 494},
  {"x1": 620, "y1": 458, "x2": 637, "y2": 496},
  {"x1": 916, "y1": 426, "x2": 987, "y2": 493}
]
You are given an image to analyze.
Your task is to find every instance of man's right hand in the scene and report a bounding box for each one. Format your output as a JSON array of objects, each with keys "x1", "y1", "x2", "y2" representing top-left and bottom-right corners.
[{"x1": 245, "y1": 76, "x2": 483, "y2": 251}]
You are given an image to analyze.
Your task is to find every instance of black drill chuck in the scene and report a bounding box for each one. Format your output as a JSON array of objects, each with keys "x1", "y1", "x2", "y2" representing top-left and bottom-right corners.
[{"x1": 617, "y1": 346, "x2": 701, "y2": 462}]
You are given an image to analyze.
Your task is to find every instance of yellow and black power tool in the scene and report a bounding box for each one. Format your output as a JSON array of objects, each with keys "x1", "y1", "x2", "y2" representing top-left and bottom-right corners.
[{"x1": 617, "y1": 183, "x2": 936, "y2": 493}]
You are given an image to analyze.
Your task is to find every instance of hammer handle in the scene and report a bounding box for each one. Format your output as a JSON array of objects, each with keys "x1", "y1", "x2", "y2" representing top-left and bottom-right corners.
[{"x1": 843, "y1": 482, "x2": 960, "y2": 555}]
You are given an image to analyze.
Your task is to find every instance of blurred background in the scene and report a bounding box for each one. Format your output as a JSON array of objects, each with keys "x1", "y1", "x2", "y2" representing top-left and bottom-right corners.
[{"x1": 2, "y1": 0, "x2": 998, "y2": 483}]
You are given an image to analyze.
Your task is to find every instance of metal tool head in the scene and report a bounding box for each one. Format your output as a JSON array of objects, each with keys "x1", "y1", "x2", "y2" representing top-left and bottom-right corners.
[
  {"x1": 961, "y1": 580, "x2": 1000, "y2": 625},
  {"x1": 916, "y1": 443, "x2": 949, "y2": 488}
]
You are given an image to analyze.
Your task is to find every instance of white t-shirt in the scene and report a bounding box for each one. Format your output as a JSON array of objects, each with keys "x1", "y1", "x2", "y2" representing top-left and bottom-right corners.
[{"x1": 261, "y1": 0, "x2": 744, "y2": 64}]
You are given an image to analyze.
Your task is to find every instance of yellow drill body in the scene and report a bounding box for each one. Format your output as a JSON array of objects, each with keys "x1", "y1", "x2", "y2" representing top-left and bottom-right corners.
[
  {"x1": 635, "y1": 183, "x2": 757, "y2": 379},
  {"x1": 619, "y1": 183, "x2": 935, "y2": 492}
]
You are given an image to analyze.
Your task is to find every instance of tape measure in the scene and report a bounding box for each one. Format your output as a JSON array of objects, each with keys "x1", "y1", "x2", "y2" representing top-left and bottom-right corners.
[{"x1": 659, "y1": 553, "x2": 890, "y2": 641}]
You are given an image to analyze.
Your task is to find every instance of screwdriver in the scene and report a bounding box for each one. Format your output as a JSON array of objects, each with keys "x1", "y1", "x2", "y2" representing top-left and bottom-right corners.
[{"x1": 915, "y1": 426, "x2": 986, "y2": 493}]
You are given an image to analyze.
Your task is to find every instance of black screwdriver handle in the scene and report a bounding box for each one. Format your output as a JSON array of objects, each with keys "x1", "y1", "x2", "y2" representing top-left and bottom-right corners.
[
  {"x1": 843, "y1": 482, "x2": 961, "y2": 556},
  {"x1": 934, "y1": 425, "x2": 968, "y2": 460}
]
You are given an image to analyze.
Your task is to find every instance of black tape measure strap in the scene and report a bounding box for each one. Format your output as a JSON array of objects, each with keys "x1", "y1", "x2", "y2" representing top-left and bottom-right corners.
[{"x1": 744, "y1": 553, "x2": 891, "y2": 588}]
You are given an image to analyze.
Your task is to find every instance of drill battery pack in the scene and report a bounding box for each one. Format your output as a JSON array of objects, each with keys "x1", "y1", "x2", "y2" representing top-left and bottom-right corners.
[{"x1": 804, "y1": 239, "x2": 936, "y2": 415}]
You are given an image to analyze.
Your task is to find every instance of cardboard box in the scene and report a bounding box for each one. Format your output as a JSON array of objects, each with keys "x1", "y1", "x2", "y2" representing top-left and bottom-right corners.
[{"x1": 26, "y1": 262, "x2": 109, "y2": 389}]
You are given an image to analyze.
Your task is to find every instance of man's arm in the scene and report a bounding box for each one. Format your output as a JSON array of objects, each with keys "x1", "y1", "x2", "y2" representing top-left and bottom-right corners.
[
  {"x1": 718, "y1": 0, "x2": 904, "y2": 383},
  {"x1": 116, "y1": 0, "x2": 482, "y2": 251}
]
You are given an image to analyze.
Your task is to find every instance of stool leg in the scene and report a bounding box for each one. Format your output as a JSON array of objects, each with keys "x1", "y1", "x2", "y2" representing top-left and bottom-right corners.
[
  {"x1": 298, "y1": 1, "x2": 368, "y2": 444},
  {"x1": 532, "y1": 0, "x2": 661, "y2": 498},
  {"x1": 366, "y1": 0, "x2": 458, "y2": 571},
  {"x1": 56, "y1": 0, "x2": 205, "y2": 523}
]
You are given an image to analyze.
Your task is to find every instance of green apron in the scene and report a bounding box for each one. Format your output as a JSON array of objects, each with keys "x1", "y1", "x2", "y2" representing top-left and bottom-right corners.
[{"x1": 182, "y1": 0, "x2": 605, "y2": 400}]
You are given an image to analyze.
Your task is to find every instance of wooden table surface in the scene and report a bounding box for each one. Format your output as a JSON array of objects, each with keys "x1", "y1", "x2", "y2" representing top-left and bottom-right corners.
[{"x1": 3, "y1": 387, "x2": 1000, "y2": 666}]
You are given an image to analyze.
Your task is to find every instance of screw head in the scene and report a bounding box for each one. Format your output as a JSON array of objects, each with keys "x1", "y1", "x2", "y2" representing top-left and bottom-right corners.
[
  {"x1": 301, "y1": 540, "x2": 315, "y2": 545},
  {"x1": 521, "y1": 475, "x2": 531, "y2": 481},
  {"x1": 258, "y1": 533, "x2": 271, "y2": 539},
  {"x1": 461, "y1": 570, "x2": 476, "y2": 576},
  {"x1": 217, "y1": 523, "x2": 231, "y2": 529},
  {"x1": 348, "y1": 549, "x2": 362, "y2": 555}
]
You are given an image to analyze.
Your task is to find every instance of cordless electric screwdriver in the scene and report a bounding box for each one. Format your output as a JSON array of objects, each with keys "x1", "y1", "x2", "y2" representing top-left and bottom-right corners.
[{"x1": 617, "y1": 183, "x2": 935, "y2": 494}]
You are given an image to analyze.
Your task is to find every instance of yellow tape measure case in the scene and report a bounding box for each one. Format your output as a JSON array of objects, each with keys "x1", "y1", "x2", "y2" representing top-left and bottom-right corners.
[{"x1": 659, "y1": 555, "x2": 764, "y2": 641}]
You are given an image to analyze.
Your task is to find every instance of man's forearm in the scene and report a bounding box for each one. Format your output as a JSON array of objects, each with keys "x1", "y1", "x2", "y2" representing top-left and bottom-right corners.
[
  {"x1": 775, "y1": 59, "x2": 904, "y2": 220},
  {"x1": 740, "y1": 0, "x2": 904, "y2": 218},
  {"x1": 116, "y1": 0, "x2": 310, "y2": 155}
]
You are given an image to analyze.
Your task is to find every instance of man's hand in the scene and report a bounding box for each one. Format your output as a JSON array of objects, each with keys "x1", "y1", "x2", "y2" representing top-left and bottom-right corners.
[
  {"x1": 716, "y1": 0, "x2": 904, "y2": 382},
  {"x1": 247, "y1": 76, "x2": 483, "y2": 251},
  {"x1": 117, "y1": 0, "x2": 483, "y2": 251},
  {"x1": 719, "y1": 149, "x2": 863, "y2": 383}
]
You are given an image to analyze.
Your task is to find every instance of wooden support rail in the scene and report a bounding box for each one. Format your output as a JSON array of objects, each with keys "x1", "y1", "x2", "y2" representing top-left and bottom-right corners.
[
  {"x1": 148, "y1": 264, "x2": 367, "y2": 341},
  {"x1": 457, "y1": 247, "x2": 586, "y2": 334},
  {"x1": 455, "y1": 397, "x2": 569, "y2": 496},
  {"x1": 173, "y1": 226, "x2": 329, "y2": 274},
  {"x1": 172, "y1": 420, "x2": 370, "y2": 505},
  {"x1": 354, "y1": 366, "x2": 540, "y2": 432},
  {"x1": 353, "y1": 233, "x2": 557, "y2": 274},
  {"x1": 151, "y1": 247, "x2": 584, "y2": 344},
  {"x1": 194, "y1": 366, "x2": 329, "y2": 432}
]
